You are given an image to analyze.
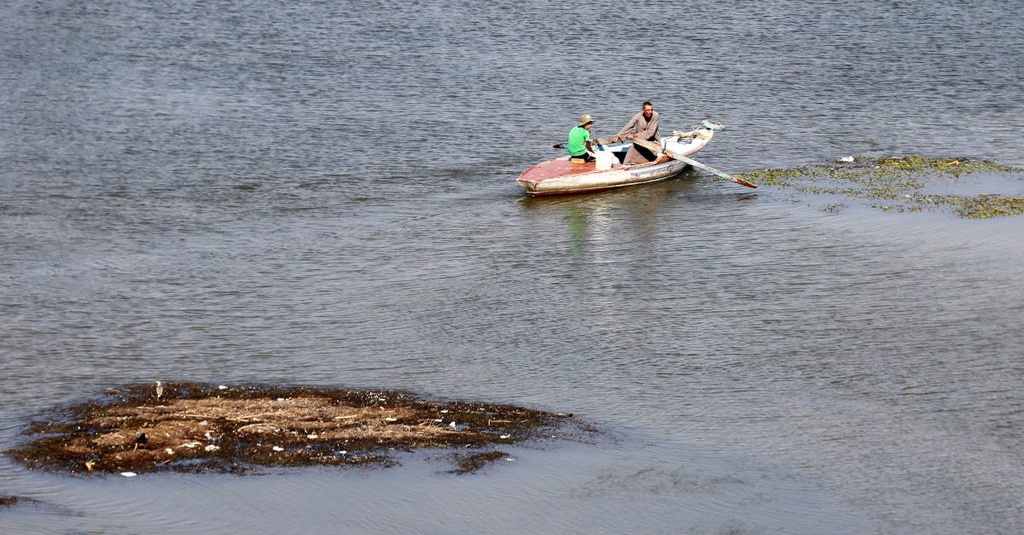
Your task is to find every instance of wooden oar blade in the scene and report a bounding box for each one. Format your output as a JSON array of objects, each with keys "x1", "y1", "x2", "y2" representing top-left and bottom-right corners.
[
  {"x1": 673, "y1": 153, "x2": 757, "y2": 188},
  {"x1": 733, "y1": 176, "x2": 758, "y2": 188}
]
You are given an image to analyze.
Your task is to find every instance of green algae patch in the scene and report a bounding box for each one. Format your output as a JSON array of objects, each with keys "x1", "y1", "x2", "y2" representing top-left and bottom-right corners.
[
  {"x1": 740, "y1": 156, "x2": 1024, "y2": 218},
  {"x1": 949, "y1": 195, "x2": 1024, "y2": 219},
  {"x1": 5, "y1": 383, "x2": 590, "y2": 476}
]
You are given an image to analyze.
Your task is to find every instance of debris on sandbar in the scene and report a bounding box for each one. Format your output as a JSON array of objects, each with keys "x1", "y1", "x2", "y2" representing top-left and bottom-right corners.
[{"x1": 5, "y1": 383, "x2": 592, "y2": 476}]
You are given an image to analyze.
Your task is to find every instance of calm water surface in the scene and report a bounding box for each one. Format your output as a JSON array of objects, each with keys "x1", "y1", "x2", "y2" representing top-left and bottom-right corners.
[{"x1": 2, "y1": 1, "x2": 1023, "y2": 534}]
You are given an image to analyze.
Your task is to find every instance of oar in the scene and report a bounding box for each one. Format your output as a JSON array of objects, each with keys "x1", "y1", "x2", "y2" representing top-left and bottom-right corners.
[
  {"x1": 631, "y1": 138, "x2": 757, "y2": 188},
  {"x1": 552, "y1": 137, "x2": 616, "y2": 149}
]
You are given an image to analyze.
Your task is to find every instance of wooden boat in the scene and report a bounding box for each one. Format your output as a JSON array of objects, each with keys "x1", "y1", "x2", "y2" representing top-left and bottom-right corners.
[{"x1": 517, "y1": 120, "x2": 731, "y2": 196}]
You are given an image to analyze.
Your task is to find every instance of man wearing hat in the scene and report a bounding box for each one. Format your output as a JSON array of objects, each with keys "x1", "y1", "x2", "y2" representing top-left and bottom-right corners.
[{"x1": 566, "y1": 114, "x2": 597, "y2": 163}]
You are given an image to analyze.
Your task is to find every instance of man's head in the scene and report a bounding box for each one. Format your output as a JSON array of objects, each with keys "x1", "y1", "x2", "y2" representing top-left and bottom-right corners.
[{"x1": 642, "y1": 102, "x2": 654, "y2": 119}]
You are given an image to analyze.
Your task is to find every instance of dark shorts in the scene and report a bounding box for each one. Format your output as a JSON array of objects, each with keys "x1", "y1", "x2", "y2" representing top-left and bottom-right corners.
[{"x1": 570, "y1": 153, "x2": 595, "y2": 162}]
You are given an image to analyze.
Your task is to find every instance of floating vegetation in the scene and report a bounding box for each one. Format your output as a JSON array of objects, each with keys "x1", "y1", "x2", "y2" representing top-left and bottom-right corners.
[
  {"x1": 739, "y1": 156, "x2": 1024, "y2": 218},
  {"x1": 5, "y1": 383, "x2": 591, "y2": 476},
  {"x1": 438, "y1": 450, "x2": 512, "y2": 475}
]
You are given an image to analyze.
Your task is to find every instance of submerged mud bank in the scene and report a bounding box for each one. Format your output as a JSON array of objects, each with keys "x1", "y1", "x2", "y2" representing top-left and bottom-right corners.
[
  {"x1": 5, "y1": 383, "x2": 591, "y2": 476},
  {"x1": 739, "y1": 156, "x2": 1024, "y2": 218}
]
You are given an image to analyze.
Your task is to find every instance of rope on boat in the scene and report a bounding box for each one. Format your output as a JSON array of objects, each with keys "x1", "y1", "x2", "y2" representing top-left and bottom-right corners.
[{"x1": 673, "y1": 120, "x2": 725, "y2": 141}]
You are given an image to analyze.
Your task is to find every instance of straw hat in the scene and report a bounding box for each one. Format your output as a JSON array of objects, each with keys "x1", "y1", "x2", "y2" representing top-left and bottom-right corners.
[{"x1": 577, "y1": 114, "x2": 594, "y2": 126}]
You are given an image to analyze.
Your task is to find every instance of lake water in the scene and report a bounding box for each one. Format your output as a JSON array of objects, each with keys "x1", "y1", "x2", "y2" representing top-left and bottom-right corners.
[{"x1": 2, "y1": 1, "x2": 1022, "y2": 534}]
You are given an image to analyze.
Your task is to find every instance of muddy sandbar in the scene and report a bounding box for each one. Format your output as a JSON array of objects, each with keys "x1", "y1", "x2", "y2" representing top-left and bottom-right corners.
[{"x1": 5, "y1": 382, "x2": 590, "y2": 475}]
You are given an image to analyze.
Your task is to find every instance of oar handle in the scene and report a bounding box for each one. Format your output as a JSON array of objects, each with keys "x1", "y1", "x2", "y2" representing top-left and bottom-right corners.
[{"x1": 553, "y1": 137, "x2": 615, "y2": 150}]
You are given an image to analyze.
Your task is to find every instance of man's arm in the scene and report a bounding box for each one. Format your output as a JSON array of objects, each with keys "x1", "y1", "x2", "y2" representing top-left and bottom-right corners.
[{"x1": 616, "y1": 112, "x2": 642, "y2": 139}]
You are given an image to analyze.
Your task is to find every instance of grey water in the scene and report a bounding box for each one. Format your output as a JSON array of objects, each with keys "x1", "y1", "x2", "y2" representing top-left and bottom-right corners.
[{"x1": 2, "y1": 1, "x2": 1023, "y2": 534}]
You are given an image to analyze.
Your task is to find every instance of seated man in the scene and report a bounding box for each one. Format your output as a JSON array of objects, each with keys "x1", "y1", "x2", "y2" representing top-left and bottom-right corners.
[
  {"x1": 566, "y1": 114, "x2": 597, "y2": 162},
  {"x1": 613, "y1": 101, "x2": 660, "y2": 164}
]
